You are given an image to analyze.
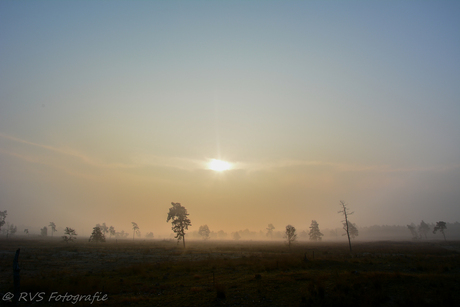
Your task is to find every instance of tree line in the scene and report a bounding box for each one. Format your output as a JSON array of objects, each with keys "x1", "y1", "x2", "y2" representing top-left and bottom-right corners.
[
  {"x1": 407, "y1": 221, "x2": 448, "y2": 241},
  {"x1": 0, "y1": 201, "x2": 451, "y2": 247}
]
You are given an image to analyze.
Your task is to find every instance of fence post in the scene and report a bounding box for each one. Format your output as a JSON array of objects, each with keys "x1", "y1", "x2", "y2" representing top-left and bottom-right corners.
[{"x1": 13, "y1": 248, "x2": 20, "y2": 306}]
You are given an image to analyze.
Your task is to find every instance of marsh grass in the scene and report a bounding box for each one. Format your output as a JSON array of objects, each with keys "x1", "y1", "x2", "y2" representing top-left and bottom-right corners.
[{"x1": 0, "y1": 238, "x2": 459, "y2": 306}]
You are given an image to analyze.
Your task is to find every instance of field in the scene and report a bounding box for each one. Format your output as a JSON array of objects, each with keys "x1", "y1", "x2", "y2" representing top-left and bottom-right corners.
[{"x1": 1, "y1": 238, "x2": 459, "y2": 306}]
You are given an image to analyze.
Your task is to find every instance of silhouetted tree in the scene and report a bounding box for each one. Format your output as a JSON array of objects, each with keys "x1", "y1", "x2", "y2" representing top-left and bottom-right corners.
[
  {"x1": 347, "y1": 222, "x2": 359, "y2": 239},
  {"x1": 11, "y1": 224, "x2": 17, "y2": 236},
  {"x1": 49, "y1": 222, "x2": 57, "y2": 236},
  {"x1": 62, "y1": 227, "x2": 77, "y2": 243},
  {"x1": 116, "y1": 230, "x2": 129, "y2": 238},
  {"x1": 407, "y1": 223, "x2": 419, "y2": 240},
  {"x1": 266, "y1": 223, "x2": 275, "y2": 239},
  {"x1": 40, "y1": 226, "x2": 48, "y2": 237},
  {"x1": 284, "y1": 225, "x2": 297, "y2": 250},
  {"x1": 96, "y1": 223, "x2": 109, "y2": 238},
  {"x1": 24, "y1": 229, "x2": 29, "y2": 236},
  {"x1": 309, "y1": 220, "x2": 324, "y2": 241},
  {"x1": 89, "y1": 226, "x2": 105, "y2": 243},
  {"x1": 232, "y1": 232, "x2": 241, "y2": 240},
  {"x1": 300, "y1": 230, "x2": 308, "y2": 239},
  {"x1": 217, "y1": 230, "x2": 227, "y2": 239},
  {"x1": 5, "y1": 223, "x2": 17, "y2": 238},
  {"x1": 338, "y1": 200, "x2": 354, "y2": 253},
  {"x1": 0, "y1": 210, "x2": 7, "y2": 231},
  {"x1": 108, "y1": 226, "x2": 116, "y2": 239},
  {"x1": 166, "y1": 202, "x2": 192, "y2": 248},
  {"x1": 132, "y1": 222, "x2": 140, "y2": 240},
  {"x1": 329, "y1": 229, "x2": 338, "y2": 238},
  {"x1": 418, "y1": 220, "x2": 430, "y2": 239},
  {"x1": 145, "y1": 232, "x2": 154, "y2": 239},
  {"x1": 433, "y1": 221, "x2": 447, "y2": 241},
  {"x1": 198, "y1": 225, "x2": 210, "y2": 240}
]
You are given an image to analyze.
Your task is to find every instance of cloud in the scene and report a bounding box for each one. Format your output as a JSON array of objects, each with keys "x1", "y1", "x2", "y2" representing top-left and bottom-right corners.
[
  {"x1": 1, "y1": 132, "x2": 457, "y2": 180},
  {"x1": 0, "y1": 133, "x2": 208, "y2": 180},
  {"x1": 131, "y1": 153, "x2": 207, "y2": 171},
  {"x1": 0, "y1": 132, "x2": 135, "y2": 169},
  {"x1": 237, "y1": 158, "x2": 459, "y2": 174}
]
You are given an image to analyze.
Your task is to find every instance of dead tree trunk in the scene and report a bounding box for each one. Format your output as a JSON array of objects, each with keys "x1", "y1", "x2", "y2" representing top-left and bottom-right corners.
[{"x1": 339, "y1": 201, "x2": 353, "y2": 253}]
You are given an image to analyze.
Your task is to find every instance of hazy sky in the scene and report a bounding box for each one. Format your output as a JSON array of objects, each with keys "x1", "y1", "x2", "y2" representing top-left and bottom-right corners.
[{"x1": 1, "y1": 1, "x2": 459, "y2": 237}]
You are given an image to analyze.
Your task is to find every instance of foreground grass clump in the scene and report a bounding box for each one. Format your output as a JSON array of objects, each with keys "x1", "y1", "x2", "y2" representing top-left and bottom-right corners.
[{"x1": 0, "y1": 238, "x2": 459, "y2": 306}]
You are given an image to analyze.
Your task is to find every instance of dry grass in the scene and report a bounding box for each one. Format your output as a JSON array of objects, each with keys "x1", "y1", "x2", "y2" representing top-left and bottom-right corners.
[{"x1": 0, "y1": 238, "x2": 459, "y2": 306}]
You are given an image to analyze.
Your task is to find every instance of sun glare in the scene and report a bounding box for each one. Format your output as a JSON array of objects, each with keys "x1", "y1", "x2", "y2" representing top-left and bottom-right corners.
[{"x1": 209, "y1": 159, "x2": 231, "y2": 171}]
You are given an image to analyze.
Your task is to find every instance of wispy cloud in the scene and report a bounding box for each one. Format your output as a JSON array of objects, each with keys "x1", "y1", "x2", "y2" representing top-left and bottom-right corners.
[
  {"x1": 233, "y1": 158, "x2": 459, "y2": 174},
  {"x1": 0, "y1": 133, "x2": 206, "y2": 172},
  {"x1": 0, "y1": 132, "x2": 137, "y2": 169},
  {"x1": 2, "y1": 133, "x2": 457, "y2": 176}
]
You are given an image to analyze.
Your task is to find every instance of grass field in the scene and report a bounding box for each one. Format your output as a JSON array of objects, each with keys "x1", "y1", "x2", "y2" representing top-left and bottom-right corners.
[{"x1": 1, "y1": 238, "x2": 459, "y2": 306}]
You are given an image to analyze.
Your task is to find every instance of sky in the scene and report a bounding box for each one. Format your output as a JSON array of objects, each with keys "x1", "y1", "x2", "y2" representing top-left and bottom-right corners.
[{"x1": 1, "y1": 1, "x2": 459, "y2": 237}]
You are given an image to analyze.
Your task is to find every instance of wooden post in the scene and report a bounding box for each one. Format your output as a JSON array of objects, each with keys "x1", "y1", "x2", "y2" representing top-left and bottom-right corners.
[{"x1": 13, "y1": 248, "x2": 20, "y2": 306}]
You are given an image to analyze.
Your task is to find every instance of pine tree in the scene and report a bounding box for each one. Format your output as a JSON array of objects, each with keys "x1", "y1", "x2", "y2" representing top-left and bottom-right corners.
[
  {"x1": 62, "y1": 227, "x2": 77, "y2": 243},
  {"x1": 132, "y1": 222, "x2": 140, "y2": 240},
  {"x1": 108, "y1": 226, "x2": 116, "y2": 239},
  {"x1": 345, "y1": 222, "x2": 359, "y2": 239},
  {"x1": 418, "y1": 220, "x2": 430, "y2": 239},
  {"x1": 198, "y1": 225, "x2": 210, "y2": 240},
  {"x1": 266, "y1": 224, "x2": 275, "y2": 239},
  {"x1": 284, "y1": 225, "x2": 297, "y2": 250},
  {"x1": 407, "y1": 223, "x2": 419, "y2": 240},
  {"x1": 433, "y1": 221, "x2": 447, "y2": 241},
  {"x1": 49, "y1": 222, "x2": 57, "y2": 236},
  {"x1": 167, "y1": 202, "x2": 192, "y2": 248},
  {"x1": 89, "y1": 226, "x2": 105, "y2": 243},
  {"x1": 308, "y1": 220, "x2": 324, "y2": 241}
]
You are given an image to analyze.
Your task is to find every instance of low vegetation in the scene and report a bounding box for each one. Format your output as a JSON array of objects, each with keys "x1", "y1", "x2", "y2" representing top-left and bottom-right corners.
[{"x1": 0, "y1": 238, "x2": 459, "y2": 306}]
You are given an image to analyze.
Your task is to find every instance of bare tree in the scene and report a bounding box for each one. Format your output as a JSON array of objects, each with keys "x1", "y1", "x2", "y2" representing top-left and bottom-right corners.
[
  {"x1": 132, "y1": 222, "x2": 140, "y2": 240},
  {"x1": 338, "y1": 200, "x2": 354, "y2": 253},
  {"x1": 418, "y1": 220, "x2": 430, "y2": 239},
  {"x1": 309, "y1": 220, "x2": 324, "y2": 241},
  {"x1": 89, "y1": 226, "x2": 106, "y2": 243},
  {"x1": 49, "y1": 222, "x2": 57, "y2": 236},
  {"x1": 433, "y1": 221, "x2": 447, "y2": 241},
  {"x1": 62, "y1": 227, "x2": 77, "y2": 243},
  {"x1": 167, "y1": 202, "x2": 192, "y2": 248},
  {"x1": 198, "y1": 225, "x2": 210, "y2": 240},
  {"x1": 266, "y1": 223, "x2": 275, "y2": 239},
  {"x1": 284, "y1": 225, "x2": 297, "y2": 250}
]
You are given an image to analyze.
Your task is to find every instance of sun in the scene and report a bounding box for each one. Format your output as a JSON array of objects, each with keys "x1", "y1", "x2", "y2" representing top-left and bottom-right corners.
[{"x1": 208, "y1": 159, "x2": 231, "y2": 171}]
